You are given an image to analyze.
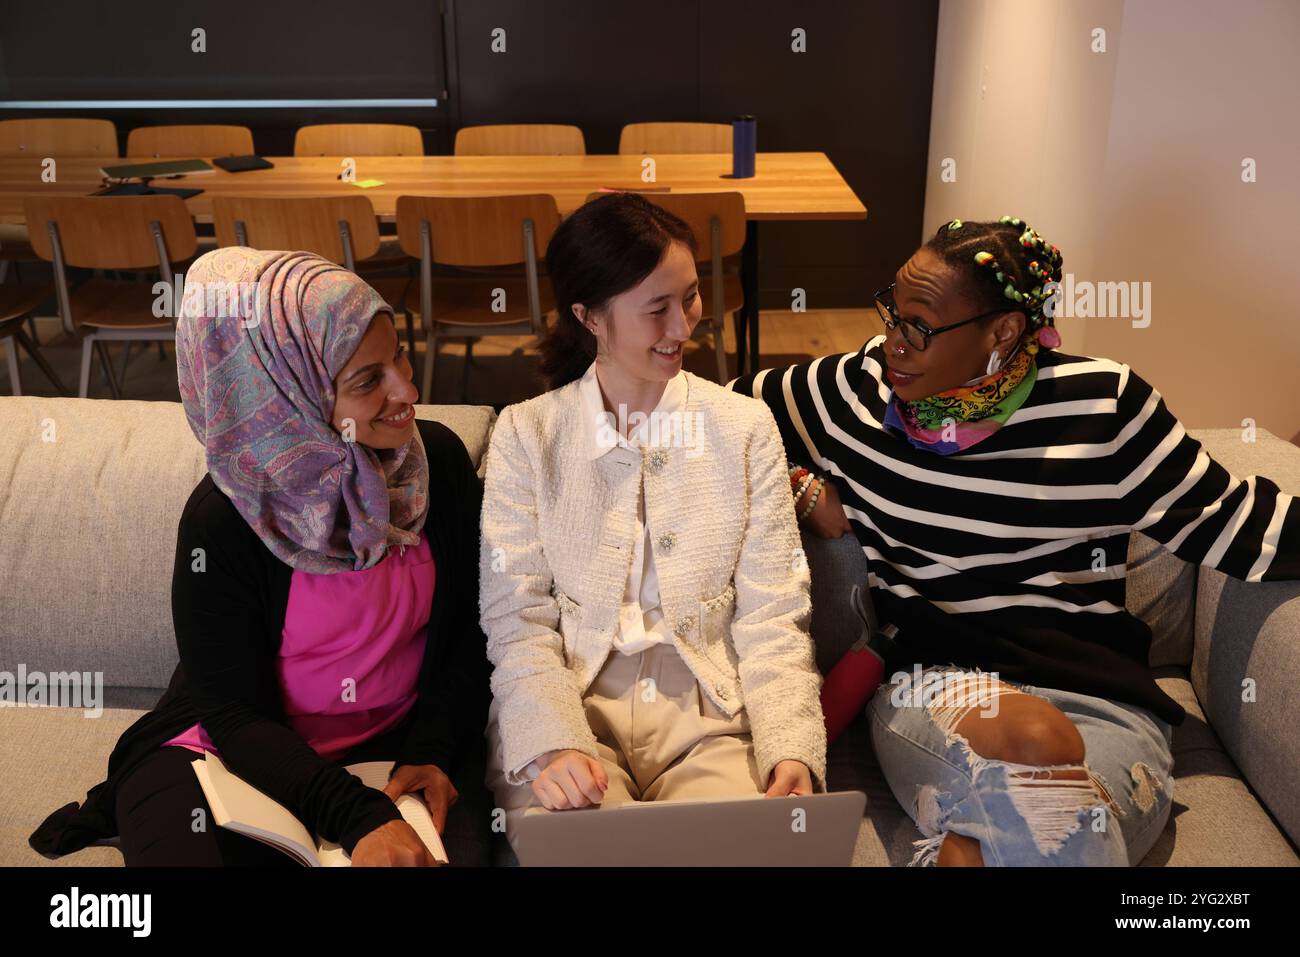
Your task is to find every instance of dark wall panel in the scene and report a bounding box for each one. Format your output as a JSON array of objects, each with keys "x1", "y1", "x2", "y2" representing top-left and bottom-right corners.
[
  {"x1": 449, "y1": 0, "x2": 939, "y2": 307},
  {"x1": 0, "y1": 0, "x2": 444, "y2": 100},
  {"x1": 1, "y1": 1, "x2": 939, "y2": 308},
  {"x1": 449, "y1": 0, "x2": 700, "y2": 152},
  {"x1": 696, "y1": 1, "x2": 938, "y2": 308}
]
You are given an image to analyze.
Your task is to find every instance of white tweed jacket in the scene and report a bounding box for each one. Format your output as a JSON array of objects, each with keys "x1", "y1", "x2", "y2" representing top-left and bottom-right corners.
[{"x1": 478, "y1": 369, "x2": 826, "y2": 789}]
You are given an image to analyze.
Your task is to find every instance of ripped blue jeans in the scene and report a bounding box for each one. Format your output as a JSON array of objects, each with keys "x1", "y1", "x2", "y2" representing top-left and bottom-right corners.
[{"x1": 868, "y1": 665, "x2": 1175, "y2": 866}]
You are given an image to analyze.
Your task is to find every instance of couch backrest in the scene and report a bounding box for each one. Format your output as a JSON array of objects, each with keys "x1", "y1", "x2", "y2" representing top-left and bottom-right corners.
[
  {"x1": 3, "y1": 399, "x2": 1291, "y2": 714},
  {"x1": 1184, "y1": 428, "x2": 1300, "y2": 846},
  {"x1": 0, "y1": 397, "x2": 496, "y2": 698}
]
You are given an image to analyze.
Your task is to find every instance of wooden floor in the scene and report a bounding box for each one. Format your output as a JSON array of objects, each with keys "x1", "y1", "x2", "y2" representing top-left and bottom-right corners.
[{"x1": 2, "y1": 309, "x2": 886, "y2": 409}]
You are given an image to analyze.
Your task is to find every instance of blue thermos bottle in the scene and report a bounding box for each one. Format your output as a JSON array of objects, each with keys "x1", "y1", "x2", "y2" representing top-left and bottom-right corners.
[{"x1": 732, "y1": 115, "x2": 757, "y2": 178}]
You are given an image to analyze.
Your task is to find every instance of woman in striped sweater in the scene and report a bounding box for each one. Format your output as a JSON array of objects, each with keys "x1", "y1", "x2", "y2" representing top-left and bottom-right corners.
[{"x1": 730, "y1": 216, "x2": 1299, "y2": 867}]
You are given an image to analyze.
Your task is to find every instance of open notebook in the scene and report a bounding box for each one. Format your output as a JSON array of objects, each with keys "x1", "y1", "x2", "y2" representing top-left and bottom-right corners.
[{"x1": 191, "y1": 753, "x2": 448, "y2": 866}]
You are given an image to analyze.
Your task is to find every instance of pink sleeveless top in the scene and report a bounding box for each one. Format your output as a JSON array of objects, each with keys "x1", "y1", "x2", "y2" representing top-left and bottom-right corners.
[{"x1": 162, "y1": 532, "x2": 435, "y2": 763}]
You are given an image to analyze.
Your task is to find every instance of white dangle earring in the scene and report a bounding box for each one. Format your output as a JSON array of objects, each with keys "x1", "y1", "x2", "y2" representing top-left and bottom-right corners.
[{"x1": 985, "y1": 349, "x2": 1003, "y2": 376}]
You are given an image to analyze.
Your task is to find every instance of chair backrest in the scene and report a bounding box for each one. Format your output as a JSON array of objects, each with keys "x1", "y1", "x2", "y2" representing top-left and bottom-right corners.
[
  {"x1": 395, "y1": 194, "x2": 560, "y2": 267},
  {"x1": 293, "y1": 123, "x2": 424, "y2": 156},
  {"x1": 606, "y1": 191, "x2": 747, "y2": 262},
  {"x1": 211, "y1": 195, "x2": 383, "y2": 267},
  {"x1": 454, "y1": 124, "x2": 586, "y2": 156},
  {"x1": 24, "y1": 196, "x2": 198, "y2": 335},
  {"x1": 23, "y1": 196, "x2": 198, "y2": 270},
  {"x1": 0, "y1": 118, "x2": 118, "y2": 157},
  {"x1": 618, "y1": 122, "x2": 732, "y2": 155},
  {"x1": 126, "y1": 124, "x2": 254, "y2": 158}
]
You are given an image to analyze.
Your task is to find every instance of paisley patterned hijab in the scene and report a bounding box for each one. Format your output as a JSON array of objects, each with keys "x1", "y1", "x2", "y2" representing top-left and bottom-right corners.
[{"x1": 175, "y1": 247, "x2": 428, "y2": 573}]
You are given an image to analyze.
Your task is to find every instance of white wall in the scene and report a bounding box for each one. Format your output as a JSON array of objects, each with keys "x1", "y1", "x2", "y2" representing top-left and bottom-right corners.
[{"x1": 923, "y1": 0, "x2": 1300, "y2": 442}]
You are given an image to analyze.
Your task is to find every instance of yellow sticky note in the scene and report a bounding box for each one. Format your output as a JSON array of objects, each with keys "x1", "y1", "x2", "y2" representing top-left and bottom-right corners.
[{"x1": 351, "y1": 179, "x2": 385, "y2": 189}]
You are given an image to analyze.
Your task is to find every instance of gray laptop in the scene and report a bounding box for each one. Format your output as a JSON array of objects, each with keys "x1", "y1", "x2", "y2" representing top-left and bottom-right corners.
[{"x1": 513, "y1": 791, "x2": 866, "y2": 866}]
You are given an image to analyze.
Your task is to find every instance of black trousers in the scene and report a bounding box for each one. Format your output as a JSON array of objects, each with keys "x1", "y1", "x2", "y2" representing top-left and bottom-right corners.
[{"x1": 116, "y1": 729, "x2": 494, "y2": 867}]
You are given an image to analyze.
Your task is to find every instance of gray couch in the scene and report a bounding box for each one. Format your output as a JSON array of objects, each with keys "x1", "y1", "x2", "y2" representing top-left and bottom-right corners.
[{"x1": 1, "y1": 396, "x2": 1297, "y2": 866}]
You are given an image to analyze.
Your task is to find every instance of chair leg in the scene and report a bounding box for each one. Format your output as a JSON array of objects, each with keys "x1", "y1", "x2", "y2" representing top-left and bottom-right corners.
[
  {"x1": 4, "y1": 336, "x2": 22, "y2": 396},
  {"x1": 27, "y1": 317, "x2": 39, "y2": 345},
  {"x1": 14, "y1": 328, "x2": 70, "y2": 395},
  {"x1": 461, "y1": 337, "x2": 473, "y2": 404},
  {"x1": 714, "y1": 316, "x2": 729, "y2": 383},
  {"x1": 404, "y1": 311, "x2": 417, "y2": 379},
  {"x1": 118, "y1": 341, "x2": 134, "y2": 386},
  {"x1": 79, "y1": 337, "x2": 95, "y2": 398},
  {"x1": 732, "y1": 311, "x2": 747, "y2": 375},
  {"x1": 420, "y1": 329, "x2": 438, "y2": 404},
  {"x1": 95, "y1": 341, "x2": 122, "y2": 399},
  {"x1": 157, "y1": 341, "x2": 166, "y2": 360}
]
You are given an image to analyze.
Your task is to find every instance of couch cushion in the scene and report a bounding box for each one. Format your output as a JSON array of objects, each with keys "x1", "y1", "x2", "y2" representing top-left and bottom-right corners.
[
  {"x1": 0, "y1": 707, "x2": 143, "y2": 866},
  {"x1": 1144, "y1": 675, "x2": 1299, "y2": 866},
  {"x1": 9, "y1": 679, "x2": 1295, "y2": 866},
  {"x1": 0, "y1": 397, "x2": 496, "y2": 695}
]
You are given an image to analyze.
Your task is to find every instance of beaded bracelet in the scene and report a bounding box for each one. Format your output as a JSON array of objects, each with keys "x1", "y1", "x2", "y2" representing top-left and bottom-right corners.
[
  {"x1": 799, "y1": 477, "x2": 826, "y2": 521},
  {"x1": 788, "y1": 465, "x2": 811, "y2": 490},
  {"x1": 793, "y1": 472, "x2": 815, "y2": 506}
]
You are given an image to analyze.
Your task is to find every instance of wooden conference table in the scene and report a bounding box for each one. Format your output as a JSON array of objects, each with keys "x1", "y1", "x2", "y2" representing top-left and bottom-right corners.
[{"x1": 0, "y1": 152, "x2": 867, "y2": 373}]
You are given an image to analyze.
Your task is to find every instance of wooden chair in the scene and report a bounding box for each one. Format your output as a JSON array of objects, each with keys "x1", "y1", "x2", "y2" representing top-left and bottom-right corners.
[
  {"x1": 1, "y1": 119, "x2": 121, "y2": 284},
  {"x1": 211, "y1": 194, "x2": 416, "y2": 358},
  {"x1": 396, "y1": 194, "x2": 560, "y2": 403},
  {"x1": 454, "y1": 124, "x2": 586, "y2": 156},
  {"x1": 1, "y1": 283, "x2": 68, "y2": 396},
  {"x1": 293, "y1": 124, "x2": 424, "y2": 157},
  {"x1": 618, "y1": 122, "x2": 732, "y2": 155},
  {"x1": 0, "y1": 118, "x2": 118, "y2": 157},
  {"x1": 587, "y1": 190, "x2": 745, "y2": 382},
  {"x1": 126, "y1": 125, "x2": 254, "y2": 158},
  {"x1": 23, "y1": 196, "x2": 198, "y2": 398}
]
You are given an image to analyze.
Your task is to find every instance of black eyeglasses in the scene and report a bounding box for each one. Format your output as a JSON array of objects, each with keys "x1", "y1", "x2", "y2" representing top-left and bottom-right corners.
[{"x1": 873, "y1": 282, "x2": 1010, "y2": 352}]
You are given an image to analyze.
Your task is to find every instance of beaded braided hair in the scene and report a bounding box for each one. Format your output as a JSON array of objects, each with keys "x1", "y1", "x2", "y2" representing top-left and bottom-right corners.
[{"x1": 923, "y1": 216, "x2": 1064, "y2": 354}]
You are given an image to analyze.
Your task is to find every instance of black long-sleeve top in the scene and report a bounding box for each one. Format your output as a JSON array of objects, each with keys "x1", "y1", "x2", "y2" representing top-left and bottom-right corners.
[{"x1": 30, "y1": 418, "x2": 492, "y2": 858}]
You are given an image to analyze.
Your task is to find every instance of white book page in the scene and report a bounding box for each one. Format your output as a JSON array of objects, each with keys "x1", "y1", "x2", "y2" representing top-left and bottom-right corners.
[{"x1": 192, "y1": 755, "x2": 319, "y2": 866}]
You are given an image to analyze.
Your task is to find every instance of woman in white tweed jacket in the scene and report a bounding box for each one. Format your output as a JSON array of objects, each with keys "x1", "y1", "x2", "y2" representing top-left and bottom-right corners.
[{"x1": 479, "y1": 194, "x2": 825, "y2": 840}]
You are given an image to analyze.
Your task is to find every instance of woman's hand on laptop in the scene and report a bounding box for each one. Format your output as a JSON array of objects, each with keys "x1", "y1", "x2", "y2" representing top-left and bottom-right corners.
[
  {"x1": 532, "y1": 750, "x2": 609, "y2": 809},
  {"x1": 764, "y1": 760, "x2": 813, "y2": 797}
]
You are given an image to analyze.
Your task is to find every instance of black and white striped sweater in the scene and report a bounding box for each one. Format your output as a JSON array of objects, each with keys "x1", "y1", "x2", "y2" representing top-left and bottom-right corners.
[{"x1": 731, "y1": 336, "x2": 1300, "y2": 725}]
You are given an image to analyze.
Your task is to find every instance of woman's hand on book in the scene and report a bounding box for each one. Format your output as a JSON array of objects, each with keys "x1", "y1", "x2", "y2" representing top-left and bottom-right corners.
[
  {"x1": 799, "y1": 479, "x2": 850, "y2": 539},
  {"x1": 384, "y1": 763, "x2": 458, "y2": 834},
  {"x1": 351, "y1": 819, "x2": 439, "y2": 867},
  {"x1": 764, "y1": 759, "x2": 813, "y2": 798},
  {"x1": 531, "y1": 749, "x2": 608, "y2": 810}
]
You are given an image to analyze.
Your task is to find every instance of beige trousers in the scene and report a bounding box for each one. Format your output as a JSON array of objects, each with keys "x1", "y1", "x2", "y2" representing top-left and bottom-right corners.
[{"x1": 485, "y1": 641, "x2": 765, "y2": 847}]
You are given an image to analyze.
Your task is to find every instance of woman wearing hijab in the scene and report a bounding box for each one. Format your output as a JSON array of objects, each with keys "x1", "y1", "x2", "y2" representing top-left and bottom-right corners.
[
  {"x1": 731, "y1": 216, "x2": 1299, "y2": 866},
  {"x1": 30, "y1": 247, "x2": 492, "y2": 866}
]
